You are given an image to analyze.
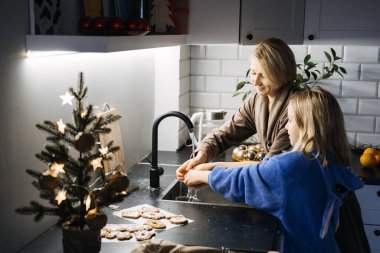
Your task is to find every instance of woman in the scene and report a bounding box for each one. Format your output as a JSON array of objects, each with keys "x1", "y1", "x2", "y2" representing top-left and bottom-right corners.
[
  {"x1": 178, "y1": 37, "x2": 296, "y2": 173},
  {"x1": 181, "y1": 87, "x2": 364, "y2": 253}
]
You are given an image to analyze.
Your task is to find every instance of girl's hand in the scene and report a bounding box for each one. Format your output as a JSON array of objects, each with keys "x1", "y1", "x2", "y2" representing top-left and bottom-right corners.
[
  {"x1": 183, "y1": 170, "x2": 210, "y2": 187},
  {"x1": 193, "y1": 163, "x2": 215, "y2": 171},
  {"x1": 176, "y1": 151, "x2": 207, "y2": 180}
]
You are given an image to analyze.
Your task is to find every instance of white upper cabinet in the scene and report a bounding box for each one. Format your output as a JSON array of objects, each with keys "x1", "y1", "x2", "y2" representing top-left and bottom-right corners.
[
  {"x1": 188, "y1": 0, "x2": 380, "y2": 45},
  {"x1": 304, "y1": 0, "x2": 380, "y2": 45},
  {"x1": 186, "y1": 0, "x2": 240, "y2": 44},
  {"x1": 240, "y1": 0, "x2": 305, "y2": 45}
]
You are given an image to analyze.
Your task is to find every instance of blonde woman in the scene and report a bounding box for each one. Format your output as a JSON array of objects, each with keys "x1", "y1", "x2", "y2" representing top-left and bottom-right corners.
[
  {"x1": 178, "y1": 38, "x2": 296, "y2": 175},
  {"x1": 181, "y1": 87, "x2": 364, "y2": 253}
]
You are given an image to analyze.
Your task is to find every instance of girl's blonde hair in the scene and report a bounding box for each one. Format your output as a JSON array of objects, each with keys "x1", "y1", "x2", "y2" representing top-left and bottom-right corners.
[
  {"x1": 289, "y1": 86, "x2": 351, "y2": 166},
  {"x1": 255, "y1": 38, "x2": 296, "y2": 89}
]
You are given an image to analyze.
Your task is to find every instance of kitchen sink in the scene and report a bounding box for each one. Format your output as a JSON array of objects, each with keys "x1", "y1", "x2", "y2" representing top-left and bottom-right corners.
[{"x1": 159, "y1": 179, "x2": 248, "y2": 208}]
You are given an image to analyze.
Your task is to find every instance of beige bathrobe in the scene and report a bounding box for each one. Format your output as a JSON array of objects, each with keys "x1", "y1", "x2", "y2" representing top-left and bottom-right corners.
[{"x1": 198, "y1": 85, "x2": 293, "y2": 161}]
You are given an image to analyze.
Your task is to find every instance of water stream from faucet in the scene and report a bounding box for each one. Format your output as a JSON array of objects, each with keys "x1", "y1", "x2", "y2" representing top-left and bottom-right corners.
[{"x1": 176, "y1": 137, "x2": 199, "y2": 202}]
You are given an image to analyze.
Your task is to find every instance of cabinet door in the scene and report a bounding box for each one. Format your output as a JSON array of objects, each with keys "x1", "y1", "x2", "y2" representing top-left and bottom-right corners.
[
  {"x1": 304, "y1": 0, "x2": 380, "y2": 45},
  {"x1": 186, "y1": 0, "x2": 240, "y2": 44},
  {"x1": 240, "y1": 0, "x2": 305, "y2": 45}
]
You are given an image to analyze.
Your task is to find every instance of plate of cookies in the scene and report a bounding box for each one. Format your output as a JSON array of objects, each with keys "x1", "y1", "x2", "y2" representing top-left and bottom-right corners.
[{"x1": 106, "y1": 204, "x2": 192, "y2": 242}]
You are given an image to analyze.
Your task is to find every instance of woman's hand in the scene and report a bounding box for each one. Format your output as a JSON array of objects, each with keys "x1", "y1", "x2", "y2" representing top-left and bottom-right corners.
[
  {"x1": 176, "y1": 151, "x2": 207, "y2": 180},
  {"x1": 183, "y1": 170, "x2": 210, "y2": 188}
]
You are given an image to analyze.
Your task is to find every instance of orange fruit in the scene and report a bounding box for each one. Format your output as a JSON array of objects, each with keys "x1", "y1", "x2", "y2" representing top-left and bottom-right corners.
[
  {"x1": 363, "y1": 147, "x2": 379, "y2": 156},
  {"x1": 360, "y1": 153, "x2": 378, "y2": 168},
  {"x1": 375, "y1": 154, "x2": 380, "y2": 165}
]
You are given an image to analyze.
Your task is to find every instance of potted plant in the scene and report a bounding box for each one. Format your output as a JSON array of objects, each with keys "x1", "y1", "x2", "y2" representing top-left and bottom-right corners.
[
  {"x1": 15, "y1": 72, "x2": 129, "y2": 253},
  {"x1": 234, "y1": 48, "x2": 347, "y2": 101}
]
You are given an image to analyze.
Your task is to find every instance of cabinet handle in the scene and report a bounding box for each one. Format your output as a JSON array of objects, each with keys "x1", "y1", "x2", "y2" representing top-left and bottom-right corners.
[
  {"x1": 377, "y1": 191, "x2": 380, "y2": 197},
  {"x1": 308, "y1": 35, "x2": 314, "y2": 41},
  {"x1": 246, "y1": 34, "x2": 253, "y2": 40},
  {"x1": 374, "y1": 230, "x2": 380, "y2": 236}
]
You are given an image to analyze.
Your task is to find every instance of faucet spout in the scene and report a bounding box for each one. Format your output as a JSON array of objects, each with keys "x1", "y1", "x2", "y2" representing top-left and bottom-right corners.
[{"x1": 150, "y1": 111, "x2": 194, "y2": 190}]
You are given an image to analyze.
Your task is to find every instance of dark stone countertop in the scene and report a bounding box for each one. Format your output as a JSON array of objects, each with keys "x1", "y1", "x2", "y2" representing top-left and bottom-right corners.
[
  {"x1": 19, "y1": 147, "x2": 280, "y2": 253},
  {"x1": 19, "y1": 146, "x2": 380, "y2": 253}
]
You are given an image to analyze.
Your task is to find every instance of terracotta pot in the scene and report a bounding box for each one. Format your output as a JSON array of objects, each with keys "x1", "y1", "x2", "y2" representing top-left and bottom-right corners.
[{"x1": 62, "y1": 226, "x2": 101, "y2": 253}]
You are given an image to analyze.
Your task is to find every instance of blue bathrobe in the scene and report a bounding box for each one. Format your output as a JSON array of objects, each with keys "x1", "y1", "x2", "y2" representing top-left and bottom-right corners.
[{"x1": 208, "y1": 151, "x2": 364, "y2": 253}]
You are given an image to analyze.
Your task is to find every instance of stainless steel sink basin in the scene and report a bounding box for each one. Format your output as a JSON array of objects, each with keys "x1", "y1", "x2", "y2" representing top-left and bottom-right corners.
[{"x1": 159, "y1": 179, "x2": 248, "y2": 208}]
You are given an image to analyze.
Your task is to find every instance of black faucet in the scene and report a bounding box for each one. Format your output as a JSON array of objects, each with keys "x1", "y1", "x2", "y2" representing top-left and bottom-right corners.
[{"x1": 150, "y1": 111, "x2": 194, "y2": 190}]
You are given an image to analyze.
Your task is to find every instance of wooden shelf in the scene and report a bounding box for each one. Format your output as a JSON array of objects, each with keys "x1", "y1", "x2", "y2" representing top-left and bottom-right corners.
[{"x1": 26, "y1": 34, "x2": 187, "y2": 53}]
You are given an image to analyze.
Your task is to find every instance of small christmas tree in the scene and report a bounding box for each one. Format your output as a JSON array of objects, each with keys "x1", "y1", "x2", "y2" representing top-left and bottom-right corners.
[{"x1": 16, "y1": 72, "x2": 129, "y2": 232}]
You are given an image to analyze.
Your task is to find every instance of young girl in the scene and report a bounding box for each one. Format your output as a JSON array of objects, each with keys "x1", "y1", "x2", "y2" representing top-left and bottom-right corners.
[{"x1": 180, "y1": 87, "x2": 363, "y2": 253}]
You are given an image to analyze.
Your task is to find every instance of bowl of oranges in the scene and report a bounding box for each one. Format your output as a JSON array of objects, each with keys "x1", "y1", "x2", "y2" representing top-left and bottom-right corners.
[{"x1": 359, "y1": 147, "x2": 380, "y2": 168}]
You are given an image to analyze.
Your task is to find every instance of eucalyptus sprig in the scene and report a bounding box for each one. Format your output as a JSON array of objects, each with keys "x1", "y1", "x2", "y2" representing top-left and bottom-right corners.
[
  {"x1": 234, "y1": 48, "x2": 347, "y2": 101},
  {"x1": 294, "y1": 48, "x2": 347, "y2": 89}
]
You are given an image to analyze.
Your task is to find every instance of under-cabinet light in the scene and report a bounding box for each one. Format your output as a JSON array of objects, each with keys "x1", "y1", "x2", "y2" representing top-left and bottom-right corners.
[{"x1": 26, "y1": 50, "x2": 78, "y2": 58}]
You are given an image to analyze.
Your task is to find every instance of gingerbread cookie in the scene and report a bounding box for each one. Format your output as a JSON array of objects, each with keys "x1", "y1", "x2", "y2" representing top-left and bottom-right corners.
[
  {"x1": 144, "y1": 219, "x2": 166, "y2": 229},
  {"x1": 138, "y1": 206, "x2": 160, "y2": 214},
  {"x1": 105, "y1": 231, "x2": 118, "y2": 239},
  {"x1": 141, "y1": 211, "x2": 165, "y2": 220},
  {"x1": 121, "y1": 209, "x2": 141, "y2": 219},
  {"x1": 116, "y1": 232, "x2": 133, "y2": 241},
  {"x1": 134, "y1": 230, "x2": 155, "y2": 241},
  {"x1": 124, "y1": 224, "x2": 152, "y2": 232},
  {"x1": 169, "y1": 215, "x2": 188, "y2": 225},
  {"x1": 100, "y1": 229, "x2": 109, "y2": 238}
]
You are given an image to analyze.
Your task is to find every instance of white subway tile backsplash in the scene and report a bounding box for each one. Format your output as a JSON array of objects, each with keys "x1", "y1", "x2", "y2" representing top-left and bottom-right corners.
[
  {"x1": 189, "y1": 44, "x2": 380, "y2": 146},
  {"x1": 191, "y1": 59, "x2": 221, "y2": 75},
  {"x1": 221, "y1": 60, "x2": 250, "y2": 76},
  {"x1": 346, "y1": 132, "x2": 356, "y2": 146},
  {"x1": 206, "y1": 44, "x2": 239, "y2": 59},
  {"x1": 179, "y1": 76, "x2": 190, "y2": 95},
  {"x1": 190, "y1": 92, "x2": 220, "y2": 108},
  {"x1": 361, "y1": 64, "x2": 380, "y2": 81},
  {"x1": 221, "y1": 93, "x2": 243, "y2": 109},
  {"x1": 344, "y1": 115, "x2": 375, "y2": 132},
  {"x1": 342, "y1": 81, "x2": 377, "y2": 98},
  {"x1": 205, "y1": 76, "x2": 238, "y2": 93},
  {"x1": 308, "y1": 45, "x2": 343, "y2": 62},
  {"x1": 180, "y1": 45, "x2": 190, "y2": 60},
  {"x1": 239, "y1": 45, "x2": 255, "y2": 60},
  {"x1": 357, "y1": 134, "x2": 380, "y2": 146},
  {"x1": 190, "y1": 45, "x2": 206, "y2": 59},
  {"x1": 179, "y1": 59, "x2": 190, "y2": 78},
  {"x1": 337, "y1": 98, "x2": 357, "y2": 114},
  {"x1": 344, "y1": 46, "x2": 379, "y2": 63},
  {"x1": 316, "y1": 80, "x2": 341, "y2": 97},
  {"x1": 289, "y1": 45, "x2": 308, "y2": 62},
  {"x1": 359, "y1": 99, "x2": 380, "y2": 115},
  {"x1": 331, "y1": 63, "x2": 360, "y2": 80},
  {"x1": 190, "y1": 76, "x2": 205, "y2": 91},
  {"x1": 179, "y1": 93, "x2": 190, "y2": 113}
]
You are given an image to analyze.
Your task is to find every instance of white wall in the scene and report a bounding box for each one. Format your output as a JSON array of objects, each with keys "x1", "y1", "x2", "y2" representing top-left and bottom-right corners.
[
  {"x1": 189, "y1": 44, "x2": 380, "y2": 147},
  {"x1": 0, "y1": 1, "x2": 162, "y2": 251}
]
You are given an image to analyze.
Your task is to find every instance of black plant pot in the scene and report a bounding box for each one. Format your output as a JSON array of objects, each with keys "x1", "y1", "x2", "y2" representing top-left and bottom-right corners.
[{"x1": 62, "y1": 226, "x2": 101, "y2": 253}]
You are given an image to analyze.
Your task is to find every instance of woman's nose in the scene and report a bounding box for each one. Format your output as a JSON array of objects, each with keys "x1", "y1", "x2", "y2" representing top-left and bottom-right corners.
[{"x1": 252, "y1": 75, "x2": 260, "y2": 85}]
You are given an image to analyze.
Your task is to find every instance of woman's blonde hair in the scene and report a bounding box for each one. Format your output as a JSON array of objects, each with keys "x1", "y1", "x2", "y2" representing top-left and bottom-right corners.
[
  {"x1": 289, "y1": 86, "x2": 351, "y2": 166},
  {"x1": 255, "y1": 37, "x2": 296, "y2": 89}
]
